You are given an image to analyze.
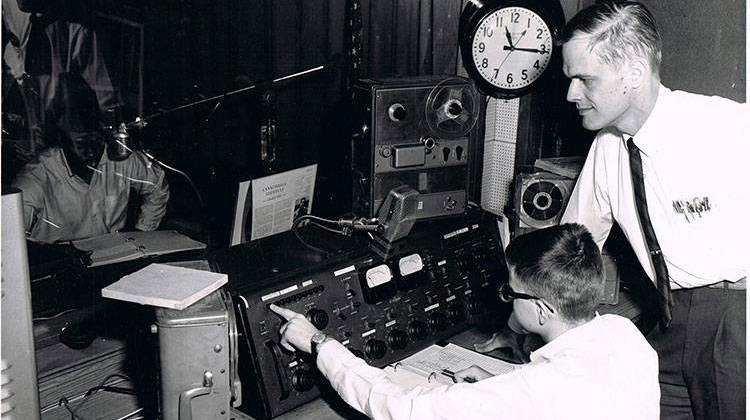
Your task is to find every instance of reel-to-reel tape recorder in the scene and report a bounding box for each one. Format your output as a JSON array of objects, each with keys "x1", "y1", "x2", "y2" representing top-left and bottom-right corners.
[{"x1": 351, "y1": 76, "x2": 481, "y2": 220}]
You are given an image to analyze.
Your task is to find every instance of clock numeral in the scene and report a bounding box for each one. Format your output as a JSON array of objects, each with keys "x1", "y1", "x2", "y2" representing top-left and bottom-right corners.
[
  {"x1": 540, "y1": 44, "x2": 547, "y2": 53},
  {"x1": 495, "y1": 15, "x2": 500, "y2": 27},
  {"x1": 536, "y1": 28, "x2": 544, "y2": 39},
  {"x1": 527, "y1": 18, "x2": 531, "y2": 28},
  {"x1": 483, "y1": 26, "x2": 494, "y2": 37},
  {"x1": 533, "y1": 60, "x2": 540, "y2": 69},
  {"x1": 506, "y1": 73, "x2": 513, "y2": 84},
  {"x1": 511, "y1": 12, "x2": 520, "y2": 23},
  {"x1": 478, "y1": 42, "x2": 485, "y2": 53},
  {"x1": 481, "y1": 58, "x2": 489, "y2": 69},
  {"x1": 521, "y1": 69, "x2": 528, "y2": 81},
  {"x1": 493, "y1": 68, "x2": 499, "y2": 79}
]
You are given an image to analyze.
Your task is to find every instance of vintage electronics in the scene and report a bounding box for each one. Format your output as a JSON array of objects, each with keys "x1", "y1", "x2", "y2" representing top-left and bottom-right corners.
[
  {"x1": 2, "y1": 189, "x2": 41, "y2": 420},
  {"x1": 154, "y1": 290, "x2": 241, "y2": 420},
  {"x1": 213, "y1": 210, "x2": 508, "y2": 418},
  {"x1": 513, "y1": 171, "x2": 575, "y2": 238},
  {"x1": 351, "y1": 76, "x2": 480, "y2": 220}
]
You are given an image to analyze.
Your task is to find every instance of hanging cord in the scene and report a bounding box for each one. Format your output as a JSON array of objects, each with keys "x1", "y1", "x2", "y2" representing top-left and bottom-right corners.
[{"x1": 112, "y1": 137, "x2": 205, "y2": 209}]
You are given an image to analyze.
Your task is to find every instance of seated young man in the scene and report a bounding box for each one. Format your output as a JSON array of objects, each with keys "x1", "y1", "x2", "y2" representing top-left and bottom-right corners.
[
  {"x1": 11, "y1": 74, "x2": 169, "y2": 244},
  {"x1": 271, "y1": 223, "x2": 659, "y2": 420}
]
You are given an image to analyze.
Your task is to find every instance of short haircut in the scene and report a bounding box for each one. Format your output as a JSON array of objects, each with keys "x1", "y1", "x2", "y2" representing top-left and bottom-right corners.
[
  {"x1": 505, "y1": 223, "x2": 604, "y2": 322},
  {"x1": 559, "y1": 1, "x2": 662, "y2": 74}
]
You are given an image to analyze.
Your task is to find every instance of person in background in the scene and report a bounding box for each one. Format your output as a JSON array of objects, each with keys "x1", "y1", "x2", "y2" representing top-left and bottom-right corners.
[
  {"x1": 11, "y1": 73, "x2": 168, "y2": 244},
  {"x1": 270, "y1": 223, "x2": 659, "y2": 420},
  {"x1": 555, "y1": 2, "x2": 745, "y2": 419},
  {"x1": 2, "y1": 0, "x2": 122, "y2": 153}
]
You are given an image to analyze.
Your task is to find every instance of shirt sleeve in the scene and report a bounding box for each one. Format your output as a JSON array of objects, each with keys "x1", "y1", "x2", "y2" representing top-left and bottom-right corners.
[
  {"x1": 560, "y1": 138, "x2": 614, "y2": 249},
  {"x1": 315, "y1": 340, "x2": 532, "y2": 420},
  {"x1": 124, "y1": 152, "x2": 170, "y2": 231},
  {"x1": 11, "y1": 163, "x2": 47, "y2": 233}
]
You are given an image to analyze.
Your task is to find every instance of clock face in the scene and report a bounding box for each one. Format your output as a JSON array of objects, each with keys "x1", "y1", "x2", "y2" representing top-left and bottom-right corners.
[{"x1": 471, "y1": 7, "x2": 553, "y2": 91}]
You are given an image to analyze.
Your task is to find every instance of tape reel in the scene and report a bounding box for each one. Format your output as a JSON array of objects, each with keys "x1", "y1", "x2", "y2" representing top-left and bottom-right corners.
[
  {"x1": 425, "y1": 77, "x2": 480, "y2": 139},
  {"x1": 517, "y1": 172, "x2": 575, "y2": 230}
]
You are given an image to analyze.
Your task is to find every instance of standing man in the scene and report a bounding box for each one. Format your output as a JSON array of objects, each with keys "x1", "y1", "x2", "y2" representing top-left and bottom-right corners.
[{"x1": 559, "y1": 2, "x2": 747, "y2": 419}]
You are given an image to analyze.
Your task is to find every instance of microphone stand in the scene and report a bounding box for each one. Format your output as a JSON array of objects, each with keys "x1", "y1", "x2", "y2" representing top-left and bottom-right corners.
[{"x1": 123, "y1": 65, "x2": 327, "y2": 131}]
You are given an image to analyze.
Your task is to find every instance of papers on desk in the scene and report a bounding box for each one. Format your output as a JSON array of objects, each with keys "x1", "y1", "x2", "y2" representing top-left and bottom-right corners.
[
  {"x1": 73, "y1": 230, "x2": 206, "y2": 267},
  {"x1": 385, "y1": 343, "x2": 518, "y2": 388}
]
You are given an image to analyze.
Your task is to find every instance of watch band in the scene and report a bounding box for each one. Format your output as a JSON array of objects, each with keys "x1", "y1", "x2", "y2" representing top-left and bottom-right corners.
[{"x1": 311, "y1": 333, "x2": 330, "y2": 356}]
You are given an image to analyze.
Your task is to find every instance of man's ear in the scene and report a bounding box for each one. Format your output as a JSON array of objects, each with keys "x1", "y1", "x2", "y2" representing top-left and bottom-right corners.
[
  {"x1": 536, "y1": 300, "x2": 553, "y2": 325},
  {"x1": 627, "y1": 57, "x2": 649, "y2": 88}
]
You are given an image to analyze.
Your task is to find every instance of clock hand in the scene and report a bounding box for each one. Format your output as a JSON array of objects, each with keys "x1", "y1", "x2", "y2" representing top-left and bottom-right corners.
[
  {"x1": 504, "y1": 26, "x2": 515, "y2": 50},
  {"x1": 502, "y1": 46, "x2": 548, "y2": 54}
]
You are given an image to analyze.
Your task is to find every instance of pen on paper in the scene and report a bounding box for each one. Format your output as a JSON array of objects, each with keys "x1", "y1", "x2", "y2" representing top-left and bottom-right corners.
[{"x1": 441, "y1": 369, "x2": 477, "y2": 383}]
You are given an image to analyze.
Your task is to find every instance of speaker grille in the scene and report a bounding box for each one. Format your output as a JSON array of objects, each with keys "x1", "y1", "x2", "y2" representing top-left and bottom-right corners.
[{"x1": 480, "y1": 97, "x2": 520, "y2": 215}]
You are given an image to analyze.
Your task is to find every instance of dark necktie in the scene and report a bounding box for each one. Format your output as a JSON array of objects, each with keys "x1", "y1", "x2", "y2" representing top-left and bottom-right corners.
[{"x1": 627, "y1": 138, "x2": 673, "y2": 329}]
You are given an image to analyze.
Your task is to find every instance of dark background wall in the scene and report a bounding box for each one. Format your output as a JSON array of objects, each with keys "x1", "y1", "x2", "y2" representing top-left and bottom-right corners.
[{"x1": 7, "y1": 0, "x2": 745, "y2": 245}]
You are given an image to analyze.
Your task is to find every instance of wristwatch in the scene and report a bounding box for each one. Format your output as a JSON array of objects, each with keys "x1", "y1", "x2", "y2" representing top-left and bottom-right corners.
[{"x1": 310, "y1": 332, "x2": 331, "y2": 356}]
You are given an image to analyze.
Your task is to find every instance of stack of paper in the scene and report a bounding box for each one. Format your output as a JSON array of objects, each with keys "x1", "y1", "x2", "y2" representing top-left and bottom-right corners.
[{"x1": 101, "y1": 263, "x2": 227, "y2": 310}]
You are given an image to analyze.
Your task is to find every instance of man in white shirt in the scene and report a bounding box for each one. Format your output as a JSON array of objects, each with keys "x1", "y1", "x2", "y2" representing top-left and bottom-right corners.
[
  {"x1": 270, "y1": 223, "x2": 659, "y2": 420},
  {"x1": 555, "y1": 2, "x2": 747, "y2": 419}
]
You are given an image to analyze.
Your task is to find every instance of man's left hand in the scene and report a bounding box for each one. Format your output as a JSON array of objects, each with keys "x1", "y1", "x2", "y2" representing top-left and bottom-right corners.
[{"x1": 269, "y1": 304, "x2": 320, "y2": 353}]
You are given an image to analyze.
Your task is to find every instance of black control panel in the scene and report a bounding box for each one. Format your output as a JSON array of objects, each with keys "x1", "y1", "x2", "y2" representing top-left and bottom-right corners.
[{"x1": 214, "y1": 210, "x2": 509, "y2": 419}]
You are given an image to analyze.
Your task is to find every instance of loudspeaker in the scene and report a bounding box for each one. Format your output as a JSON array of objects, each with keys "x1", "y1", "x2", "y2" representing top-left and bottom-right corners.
[
  {"x1": 513, "y1": 171, "x2": 574, "y2": 238},
  {"x1": 351, "y1": 76, "x2": 480, "y2": 219}
]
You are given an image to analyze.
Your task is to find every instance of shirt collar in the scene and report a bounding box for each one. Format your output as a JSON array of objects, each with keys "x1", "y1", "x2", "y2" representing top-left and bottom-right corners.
[
  {"x1": 627, "y1": 84, "x2": 671, "y2": 156},
  {"x1": 529, "y1": 315, "x2": 600, "y2": 363}
]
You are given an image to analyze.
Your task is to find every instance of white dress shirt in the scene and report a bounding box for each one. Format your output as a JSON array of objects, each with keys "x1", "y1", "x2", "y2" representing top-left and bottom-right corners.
[
  {"x1": 316, "y1": 314, "x2": 659, "y2": 420},
  {"x1": 562, "y1": 85, "x2": 749, "y2": 289},
  {"x1": 12, "y1": 148, "x2": 169, "y2": 243}
]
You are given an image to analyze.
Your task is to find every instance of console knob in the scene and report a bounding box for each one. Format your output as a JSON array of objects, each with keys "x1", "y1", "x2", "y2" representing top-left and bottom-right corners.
[
  {"x1": 306, "y1": 308, "x2": 329, "y2": 330},
  {"x1": 386, "y1": 329, "x2": 409, "y2": 350},
  {"x1": 407, "y1": 320, "x2": 428, "y2": 341},
  {"x1": 364, "y1": 339, "x2": 388, "y2": 360},
  {"x1": 447, "y1": 304, "x2": 465, "y2": 323},
  {"x1": 465, "y1": 297, "x2": 481, "y2": 315},
  {"x1": 291, "y1": 369, "x2": 316, "y2": 392},
  {"x1": 428, "y1": 312, "x2": 448, "y2": 332}
]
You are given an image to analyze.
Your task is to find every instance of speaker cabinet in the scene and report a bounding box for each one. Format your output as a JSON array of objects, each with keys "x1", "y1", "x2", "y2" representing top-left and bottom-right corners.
[
  {"x1": 351, "y1": 76, "x2": 480, "y2": 219},
  {"x1": 513, "y1": 171, "x2": 574, "y2": 238}
]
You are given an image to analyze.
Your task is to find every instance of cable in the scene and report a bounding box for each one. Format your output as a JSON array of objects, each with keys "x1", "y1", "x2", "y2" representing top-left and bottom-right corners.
[
  {"x1": 33, "y1": 308, "x2": 77, "y2": 322},
  {"x1": 110, "y1": 137, "x2": 205, "y2": 208},
  {"x1": 142, "y1": 150, "x2": 205, "y2": 209},
  {"x1": 57, "y1": 373, "x2": 134, "y2": 420}
]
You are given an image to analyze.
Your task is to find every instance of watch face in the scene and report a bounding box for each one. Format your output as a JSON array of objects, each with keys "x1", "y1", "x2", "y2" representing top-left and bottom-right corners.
[{"x1": 471, "y1": 6, "x2": 553, "y2": 91}]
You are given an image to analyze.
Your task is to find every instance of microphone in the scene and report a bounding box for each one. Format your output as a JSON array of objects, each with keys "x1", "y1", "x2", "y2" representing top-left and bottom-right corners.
[{"x1": 106, "y1": 123, "x2": 132, "y2": 161}]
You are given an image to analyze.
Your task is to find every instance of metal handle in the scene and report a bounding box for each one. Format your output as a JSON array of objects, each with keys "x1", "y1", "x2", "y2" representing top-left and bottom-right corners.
[{"x1": 178, "y1": 371, "x2": 213, "y2": 420}]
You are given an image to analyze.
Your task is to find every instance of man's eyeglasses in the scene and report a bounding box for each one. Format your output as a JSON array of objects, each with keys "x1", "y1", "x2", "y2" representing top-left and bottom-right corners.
[
  {"x1": 497, "y1": 283, "x2": 555, "y2": 313},
  {"x1": 497, "y1": 283, "x2": 542, "y2": 303}
]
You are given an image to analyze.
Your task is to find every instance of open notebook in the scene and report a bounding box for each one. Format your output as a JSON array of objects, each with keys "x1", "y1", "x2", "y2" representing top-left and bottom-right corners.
[
  {"x1": 385, "y1": 343, "x2": 519, "y2": 388},
  {"x1": 73, "y1": 230, "x2": 206, "y2": 267}
]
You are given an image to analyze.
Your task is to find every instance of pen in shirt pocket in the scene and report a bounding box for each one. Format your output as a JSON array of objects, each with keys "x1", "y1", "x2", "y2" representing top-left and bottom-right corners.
[{"x1": 441, "y1": 368, "x2": 477, "y2": 383}]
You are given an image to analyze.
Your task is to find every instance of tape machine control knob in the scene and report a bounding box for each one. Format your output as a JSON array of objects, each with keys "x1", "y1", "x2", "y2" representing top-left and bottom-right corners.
[
  {"x1": 388, "y1": 103, "x2": 407, "y2": 122},
  {"x1": 306, "y1": 308, "x2": 330, "y2": 330}
]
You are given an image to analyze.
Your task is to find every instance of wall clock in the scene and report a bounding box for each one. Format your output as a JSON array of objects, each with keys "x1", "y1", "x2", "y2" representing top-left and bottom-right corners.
[{"x1": 459, "y1": 0, "x2": 564, "y2": 98}]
